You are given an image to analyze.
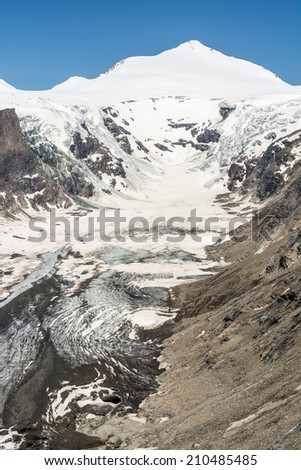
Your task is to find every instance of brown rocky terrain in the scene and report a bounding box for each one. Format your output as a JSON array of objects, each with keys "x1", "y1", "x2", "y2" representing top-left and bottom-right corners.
[
  {"x1": 119, "y1": 154, "x2": 301, "y2": 450},
  {"x1": 0, "y1": 109, "x2": 70, "y2": 214}
]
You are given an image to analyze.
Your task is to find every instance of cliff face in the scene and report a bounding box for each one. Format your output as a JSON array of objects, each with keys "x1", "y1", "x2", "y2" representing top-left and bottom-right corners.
[
  {"x1": 0, "y1": 109, "x2": 70, "y2": 214},
  {"x1": 0, "y1": 108, "x2": 29, "y2": 153}
]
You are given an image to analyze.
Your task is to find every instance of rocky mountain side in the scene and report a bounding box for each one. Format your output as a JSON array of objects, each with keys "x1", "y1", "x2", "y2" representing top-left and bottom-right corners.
[
  {"x1": 121, "y1": 144, "x2": 301, "y2": 450},
  {"x1": 0, "y1": 109, "x2": 70, "y2": 214}
]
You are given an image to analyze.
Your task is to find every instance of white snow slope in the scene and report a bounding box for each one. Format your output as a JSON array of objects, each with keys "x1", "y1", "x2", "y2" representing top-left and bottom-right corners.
[
  {"x1": 1, "y1": 40, "x2": 297, "y2": 103},
  {"x1": 46, "y1": 40, "x2": 295, "y2": 102}
]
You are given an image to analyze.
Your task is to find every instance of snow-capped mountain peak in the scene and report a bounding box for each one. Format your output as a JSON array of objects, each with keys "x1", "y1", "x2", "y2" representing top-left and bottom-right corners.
[
  {"x1": 46, "y1": 40, "x2": 293, "y2": 103},
  {"x1": 0, "y1": 41, "x2": 297, "y2": 104}
]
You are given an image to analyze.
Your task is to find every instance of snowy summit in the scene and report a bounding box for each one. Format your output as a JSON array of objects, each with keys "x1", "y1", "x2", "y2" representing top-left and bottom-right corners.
[
  {"x1": 49, "y1": 40, "x2": 293, "y2": 102},
  {"x1": 1, "y1": 41, "x2": 295, "y2": 103}
]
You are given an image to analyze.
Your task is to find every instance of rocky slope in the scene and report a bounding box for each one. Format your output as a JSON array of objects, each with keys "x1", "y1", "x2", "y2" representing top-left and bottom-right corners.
[
  {"x1": 123, "y1": 157, "x2": 301, "y2": 450},
  {"x1": 0, "y1": 109, "x2": 70, "y2": 214}
]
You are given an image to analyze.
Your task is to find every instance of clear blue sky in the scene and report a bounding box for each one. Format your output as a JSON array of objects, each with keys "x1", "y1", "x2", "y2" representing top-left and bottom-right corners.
[{"x1": 0, "y1": 0, "x2": 300, "y2": 90}]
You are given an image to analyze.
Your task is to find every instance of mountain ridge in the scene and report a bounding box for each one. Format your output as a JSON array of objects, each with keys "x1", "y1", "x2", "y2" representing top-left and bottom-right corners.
[
  {"x1": 37, "y1": 40, "x2": 297, "y2": 102},
  {"x1": 1, "y1": 41, "x2": 297, "y2": 101}
]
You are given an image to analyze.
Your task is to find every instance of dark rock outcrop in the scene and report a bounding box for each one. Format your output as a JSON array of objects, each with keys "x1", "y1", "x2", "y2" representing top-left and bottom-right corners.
[
  {"x1": 197, "y1": 129, "x2": 220, "y2": 144},
  {"x1": 103, "y1": 117, "x2": 130, "y2": 138},
  {"x1": 103, "y1": 107, "x2": 119, "y2": 118},
  {"x1": 219, "y1": 103, "x2": 236, "y2": 120},
  {"x1": 70, "y1": 127, "x2": 126, "y2": 181},
  {"x1": 103, "y1": 117, "x2": 133, "y2": 155},
  {"x1": 168, "y1": 122, "x2": 197, "y2": 130},
  {"x1": 135, "y1": 139, "x2": 149, "y2": 153},
  {"x1": 154, "y1": 143, "x2": 171, "y2": 152},
  {"x1": 0, "y1": 108, "x2": 70, "y2": 213},
  {"x1": 252, "y1": 132, "x2": 300, "y2": 200},
  {"x1": 227, "y1": 130, "x2": 301, "y2": 201},
  {"x1": 70, "y1": 131, "x2": 101, "y2": 160},
  {"x1": 227, "y1": 163, "x2": 245, "y2": 191}
]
